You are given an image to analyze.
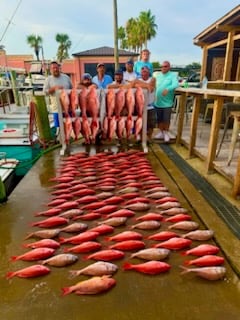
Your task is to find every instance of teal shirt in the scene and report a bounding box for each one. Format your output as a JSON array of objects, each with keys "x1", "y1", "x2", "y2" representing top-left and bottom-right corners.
[
  {"x1": 154, "y1": 71, "x2": 179, "y2": 108},
  {"x1": 134, "y1": 61, "x2": 153, "y2": 77}
]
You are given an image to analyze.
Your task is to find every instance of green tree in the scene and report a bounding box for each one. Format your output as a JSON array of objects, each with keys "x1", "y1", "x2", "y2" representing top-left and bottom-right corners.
[
  {"x1": 26, "y1": 34, "x2": 43, "y2": 61},
  {"x1": 119, "y1": 10, "x2": 158, "y2": 53},
  {"x1": 55, "y1": 33, "x2": 72, "y2": 63},
  {"x1": 138, "y1": 10, "x2": 157, "y2": 49}
]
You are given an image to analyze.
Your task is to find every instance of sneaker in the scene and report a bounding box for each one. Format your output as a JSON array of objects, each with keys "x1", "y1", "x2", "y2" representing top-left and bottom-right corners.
[
  {"x1": 154, "y1": 131, "x2": 164, "y2": 139},
  {"x1": 163, "y1": 131, "x2": 170, "y2": 143}
]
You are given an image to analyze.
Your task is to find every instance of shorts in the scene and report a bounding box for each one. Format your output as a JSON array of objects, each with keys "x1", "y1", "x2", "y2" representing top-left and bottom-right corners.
[
  {"x1": 147, "y1": 109, "x2": 156, "y2": 129},
  {"x1": 53, "y1": 113, "x2": 59, "y2": 127},
  {"x1": 155, "y1": 107, "x2": 172, "y2": 124}
]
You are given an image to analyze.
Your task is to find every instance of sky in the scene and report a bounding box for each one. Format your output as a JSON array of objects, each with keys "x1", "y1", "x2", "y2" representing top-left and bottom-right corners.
[{"x1": 0, "y1": 0, "x2": 240, "y2": 66}]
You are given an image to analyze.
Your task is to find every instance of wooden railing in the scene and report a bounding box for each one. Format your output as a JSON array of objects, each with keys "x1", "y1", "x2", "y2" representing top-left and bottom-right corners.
[{"x1": 175, "y1": 87, "x2": 240, "y2": 198}]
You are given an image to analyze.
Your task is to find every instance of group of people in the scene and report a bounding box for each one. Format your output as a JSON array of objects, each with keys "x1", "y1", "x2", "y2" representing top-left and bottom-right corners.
[{"x1": 43, "y1": 49, "x2": 179, "y2": 143}]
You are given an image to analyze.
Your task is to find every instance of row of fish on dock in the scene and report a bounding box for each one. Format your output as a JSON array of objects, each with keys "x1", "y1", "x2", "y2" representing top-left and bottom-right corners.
[
  {"x1": 59, "y1": 87, "x2": 146, "y2": 144},
  {"x1": 6, "y1": 150, "x2": 227, "y2": 296}
]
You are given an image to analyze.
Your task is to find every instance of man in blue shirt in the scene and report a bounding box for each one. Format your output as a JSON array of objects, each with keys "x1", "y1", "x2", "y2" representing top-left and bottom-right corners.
[
  {"x1": 92, "y1": 63, "x2": 113, "y2": 88},
  {"x1": 134, "y1": 49, "x2": 153, "y2": 78}
]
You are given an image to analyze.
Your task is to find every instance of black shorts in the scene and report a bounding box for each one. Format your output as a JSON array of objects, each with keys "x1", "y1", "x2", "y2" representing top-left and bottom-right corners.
[
  {"x1": 155, "y1": 107, "x2": 172, "y2": 124},
  {"x1": 147, "y1": 109, "x2": 156, "y2": 129}
]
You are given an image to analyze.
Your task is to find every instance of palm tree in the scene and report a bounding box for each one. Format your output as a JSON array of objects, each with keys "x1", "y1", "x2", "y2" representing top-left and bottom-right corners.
[
  {"x1": 118, "y1": 26, "x2": 126, "y2": 49},
  {"x1": 55, "y1": 33, "x2": 72, "y2": 63},
  {"x1": 138, "y1": 10, "x2": 157, "y2": 49},
  {"x1": 26, "y1": 34, "x2": 43, "y2": 60}
]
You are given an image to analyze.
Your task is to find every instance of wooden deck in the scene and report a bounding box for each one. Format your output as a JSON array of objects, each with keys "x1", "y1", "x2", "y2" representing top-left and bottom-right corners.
[{"x1": 170, "y1": 107, "x2": 239, "y2": 186}]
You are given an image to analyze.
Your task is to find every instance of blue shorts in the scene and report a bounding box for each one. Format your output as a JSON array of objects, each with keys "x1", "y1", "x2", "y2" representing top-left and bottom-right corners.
[{"x1": 53, "y1": 113, "x2": 59, "y2": 127}]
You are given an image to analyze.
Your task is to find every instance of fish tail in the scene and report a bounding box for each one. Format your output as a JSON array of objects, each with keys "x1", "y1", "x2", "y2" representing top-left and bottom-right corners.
[
  {"x1": 183, "y1": 260, "x2": 191, "y2": 266},
  {"x1": 122, "y1": 262, "x2": 133, "y2": 270},
  {"x1": 58, "y1": 237, "x2": 66, "y2": 244},
  {"x1": 179, "y1": 265, "x2": 190, "y2": 275},
  {"x1": 10, "y1": 256, "x2": 18, "y2": 262},
  {"x1": 6, "y1": 271, "x2": 15, "y2": 279},
  {"x1": 68, "y1": 270, "x2": 79, "y2": 278},
  {"x1": 24, "y1": 233, "x2": 33, "y2": 240},
  {"x1": 180, "y1": 251, "x2": 188, "y2": 256},
  {"x1": 104, "y1": 236, "x2": 111, "y2": 241},
  {"x1": 61, "y1": 287, "x2": 72, "y2": 296}
]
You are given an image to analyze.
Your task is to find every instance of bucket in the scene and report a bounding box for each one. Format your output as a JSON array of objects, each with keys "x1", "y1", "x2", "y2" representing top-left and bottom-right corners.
[{"x1": 0, "y1": 121, "x2": 6, "y2": 130}]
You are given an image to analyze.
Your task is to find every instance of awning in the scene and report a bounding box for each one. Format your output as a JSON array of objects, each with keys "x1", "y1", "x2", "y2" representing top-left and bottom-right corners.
[{"x1": 29, "y1": 63, "x2": 42, "y2": 73}]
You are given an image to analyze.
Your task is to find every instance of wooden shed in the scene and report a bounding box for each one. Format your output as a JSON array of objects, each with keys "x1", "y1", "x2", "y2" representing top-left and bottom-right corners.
[{"x1": 194, "y1": 5, "x2": 240, "y2": 85}]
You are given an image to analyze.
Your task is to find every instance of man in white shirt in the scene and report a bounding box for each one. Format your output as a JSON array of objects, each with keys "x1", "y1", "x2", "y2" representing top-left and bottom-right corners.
[{"x1": 123, "y1": 60, "x2": 137, "y2": 83}]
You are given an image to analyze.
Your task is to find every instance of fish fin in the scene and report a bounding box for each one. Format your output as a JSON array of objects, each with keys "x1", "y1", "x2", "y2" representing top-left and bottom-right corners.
[
  {"x1": 122, "y1": 262, "x2": 132, "y2": 270},
  {"x1": 61, "y1": 287, "x2": 72, "y2": 296},
  {"x1": 82, "y1": 255, "x2": 89, "y2": 261},
  {"x1": 6, "y1": 271, "x2": 15, "y2": 279}
]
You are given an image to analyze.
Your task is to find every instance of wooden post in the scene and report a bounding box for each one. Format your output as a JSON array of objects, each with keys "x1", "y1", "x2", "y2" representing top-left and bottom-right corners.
[{"x1": 32, "y1": 95, "x2": 53, "y2": 144}]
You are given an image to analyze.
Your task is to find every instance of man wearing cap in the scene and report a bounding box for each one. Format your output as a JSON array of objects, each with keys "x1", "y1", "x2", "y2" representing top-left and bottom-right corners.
[
  {"x1": 123, "y1": 60, "x2": 137, "y2": 83},
  {"x1": 92, "y1": 63, "x2": 113, "y2": 89},
  {"x1": 107, "y1": 69, "x2": 129, "y2": 89},
  {"x1": 77, "y1": 73, "x2": 97, "y2": 89}
]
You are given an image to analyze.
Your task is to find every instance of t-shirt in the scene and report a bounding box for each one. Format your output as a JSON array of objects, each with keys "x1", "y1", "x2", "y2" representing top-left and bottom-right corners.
[
  {"x1": 123, "y1": 71, "x2": 137, "y2": 82},
  {"x1": 43, "y1": 73, "x2": 72, "y2": 112},
  {"x1": 92, "y1": 74, "x2": 113, "y2": 89},
  {"x1": 138, "y1": 77, "x2": 155, "y2": 110},
  {"x1": 154, "y1": 71, "x2": 179, "y2": 108}
]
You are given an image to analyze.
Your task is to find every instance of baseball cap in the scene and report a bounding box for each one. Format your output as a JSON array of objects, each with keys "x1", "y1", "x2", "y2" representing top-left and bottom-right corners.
[
  {"x1": 114, "y1": 69, "x2": 123, "y2": 75},
  {"x1": 82, "y1": 73, "x2": 92, "y2": 80},
  {"x1": 126, "y1": 59, "x2": 134, "y2": 65},
  {"x1": 97, "y1": 63, "x2": 105, "y2": 68}
]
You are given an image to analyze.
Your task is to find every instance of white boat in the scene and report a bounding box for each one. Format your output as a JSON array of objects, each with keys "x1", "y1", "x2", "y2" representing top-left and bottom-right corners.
[{"x1": 0, "y1": 155, "x2": 19, "y2": 202}]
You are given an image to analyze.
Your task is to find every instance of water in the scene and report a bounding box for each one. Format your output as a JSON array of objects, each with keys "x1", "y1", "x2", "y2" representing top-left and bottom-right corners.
[{"x1": 0, "y1": 147, "x2": 239, "y2": 320}]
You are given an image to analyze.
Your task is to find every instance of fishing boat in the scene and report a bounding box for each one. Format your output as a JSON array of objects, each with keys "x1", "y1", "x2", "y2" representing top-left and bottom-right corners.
[{"x1": 0, "y1": 154, "x2": 19, "y2": 202}]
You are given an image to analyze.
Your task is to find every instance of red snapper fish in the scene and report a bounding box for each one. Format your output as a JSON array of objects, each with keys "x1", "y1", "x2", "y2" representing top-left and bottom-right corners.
[
  {"x1": 180, "y1": 266, "x2": 226, "y2": 281},
  {"x1": 72, "y1": 116, "x2": 81, "y2": 140},
  {"x1": 105, "y1": 231, "x2": 143, "y2": 242},
  {"x1": 181, "y1": 229, "x2": 214, "y2": 241},
  {"x1": 163, "y1": 214, "x2": 192, "y2": 223},
  {"x1": 69, "y1": 261, "x2": 118, "y2": 277},
  {"x1": 60, "y1": 89, "x2": 70, "y2": 114},
  {"x1": 168, "y1": 221, "x2": 199, "y2": 231},
  {"x1": 11, "y1": 247, "x2": 55, "y2": 262},
  {"x1": 84, "y1": 249, "x2": 125, "y2": 261},
  {"x1": 34, "y1": 208, "x2": 62, "y2": 217},
  {"x1": 106, "y1": 88, "x2": 116, "y2": 118},
  {"x1": 135, "y1": 87, "x2": 145, "y2": 116},
  {"x1": 153, "y1": 237, "x2": 192, "y2": 250},
  {"x1": 59, "y1": 231, "x2": 99, "y2": 245},
  {"x1": 109, "y1": 240, "x2": 145, "y2": 251},
  {"x1": 42, "y1": 253, "x2": 78, "y2": 267},
  {"x1": 115, "y1": 88, "x2": 125, "y2": 117},
  {"x1": 181, "y1": 244, "x2": 220, "y2": 256},
  {"x1": 136, "y1": 213, "x2": 164, "y2": 221},
  {"x1": 81, "y1": 116, "x2": 91, "y2": 144},
  {"x1": 23, "y1": 239, "x2": 60, "y2": 249},
  {"x1": 64, "y1": 241, "x2": 102, "y2": 254},
  {"x1": 69, "y1": 88, "x2": 79, "y2": 116},
  {"x1": 61, "y1": 275, "x2": 116, "y2": 296},
  {"x1": 63, "y1": 115, "x2": 73, "y2": 143},
  {"x1": 130, "y1": 248, "x2": 170, "y2": 261},
  {"x1": 184, "y1": 255, "x2": 225, "y2": 267},
  {"x1": 123, "y1": 261, "x2": 171, "y2": 275},
  {"x1": 146, "y1": 231, "x2": 179, "y2": 241},
  {"x1": 30, "y1": 216, "x2": 69, "y2": 228},
  {"x1": 6, "y1": 264, "x2": 50, "y2": 279}
]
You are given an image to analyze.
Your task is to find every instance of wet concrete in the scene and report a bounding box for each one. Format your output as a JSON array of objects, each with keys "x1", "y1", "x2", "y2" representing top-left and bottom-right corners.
[{"x1": 0, "y1": 143, "x2": 240, "y2": 320}]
